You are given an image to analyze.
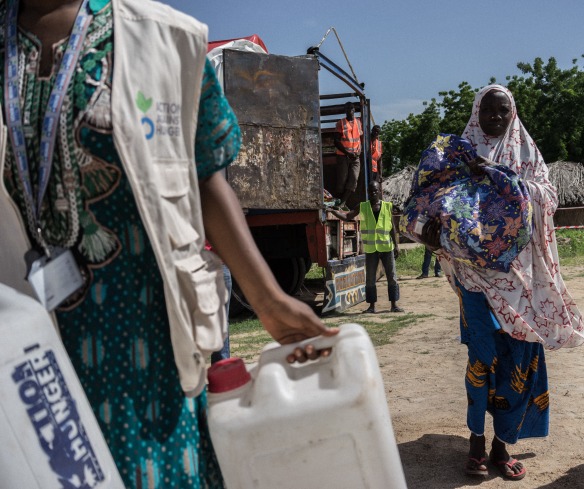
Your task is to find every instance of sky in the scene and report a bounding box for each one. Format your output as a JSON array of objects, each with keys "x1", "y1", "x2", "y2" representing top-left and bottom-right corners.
[{"x1": 166, "y1": 0, "x2": 584, "y2": 125}]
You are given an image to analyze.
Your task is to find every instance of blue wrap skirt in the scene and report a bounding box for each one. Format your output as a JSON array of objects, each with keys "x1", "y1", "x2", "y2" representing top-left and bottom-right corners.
[{"x1": 456, "y1": 279, "x2": 549, "y2": 444}]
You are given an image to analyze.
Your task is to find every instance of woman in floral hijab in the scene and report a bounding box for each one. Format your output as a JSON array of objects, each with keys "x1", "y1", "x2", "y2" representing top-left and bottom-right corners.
[{"x1": 425, "y1": 84, "x2": 584, "y2": 480}]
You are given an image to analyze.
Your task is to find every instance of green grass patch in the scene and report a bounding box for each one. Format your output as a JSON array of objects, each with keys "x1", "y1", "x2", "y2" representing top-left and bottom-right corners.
[
  {"x1": 303, "y1": 246, "x2": 427, "y2": 284},
  {"x1": 229, "y1": 313, "x2": 434, "y2": 361},
  {"x1": 229, "y1": 315, "x2": 264, "y2": 335},
  {"x1": 305, "y1": 265, "x2": 325, "y2": 281},
  {"x1": 395, "y1": 245, "x2": 426, "y2": 277},
  {"x1": 556, "y1": 229, "x2": 584, "y2": 266},
  {"x1": 230, "y1": 331, "x2": 273, "y2": 361},
  {"x1": 325, "y1": 313, "x2": 432, "y2": 347}
]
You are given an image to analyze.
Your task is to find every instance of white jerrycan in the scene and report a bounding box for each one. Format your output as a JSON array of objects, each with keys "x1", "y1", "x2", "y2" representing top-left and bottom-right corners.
[
  {"x1": 207, "y1": 323, "x2": 408, "y2": 489},
  {"x1": 0, "y1": 283, "x2": 125, "y2": 489}
]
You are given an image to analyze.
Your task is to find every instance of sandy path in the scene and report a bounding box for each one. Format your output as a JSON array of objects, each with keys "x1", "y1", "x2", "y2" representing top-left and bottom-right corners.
[{"x1": 366, "y1": 266, "x2": 584, "y2": 488}]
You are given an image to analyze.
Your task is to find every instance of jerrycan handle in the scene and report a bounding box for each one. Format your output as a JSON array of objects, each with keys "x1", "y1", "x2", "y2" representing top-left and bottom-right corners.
[
  {"x1": 251, "y1": 324, "x2": 368, "y2": 406},
  {"x1": 257, "y1": 323, "x2": 365, "y2": 368}
]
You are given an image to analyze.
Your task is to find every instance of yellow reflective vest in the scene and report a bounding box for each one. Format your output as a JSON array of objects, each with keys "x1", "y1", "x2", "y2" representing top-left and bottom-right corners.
[{"x1": 359, "y1": 201, "x2": 395, "y2": 253}]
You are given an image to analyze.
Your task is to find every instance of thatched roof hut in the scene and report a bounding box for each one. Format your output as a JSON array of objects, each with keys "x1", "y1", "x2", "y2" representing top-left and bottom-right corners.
[
  {"x1": 548, "y1": 161, "x2": 584, "y2": 207},
  {"x1": 382, "y1": 166, "x2": 416, "y2": 212}
]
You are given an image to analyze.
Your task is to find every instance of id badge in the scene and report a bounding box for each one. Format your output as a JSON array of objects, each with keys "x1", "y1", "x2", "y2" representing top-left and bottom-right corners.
[
  {"x1": 414, "y1": 215, "x2": 429, "y2": 236},
  {"x1": 26, "y1": 248, "x2": 84, "y2": 311}
]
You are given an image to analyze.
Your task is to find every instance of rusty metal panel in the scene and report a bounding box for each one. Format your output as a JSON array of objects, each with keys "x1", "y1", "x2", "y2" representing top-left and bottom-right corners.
[{"x1": 223, "y1": 50, "x2": 322, "y2": 210}]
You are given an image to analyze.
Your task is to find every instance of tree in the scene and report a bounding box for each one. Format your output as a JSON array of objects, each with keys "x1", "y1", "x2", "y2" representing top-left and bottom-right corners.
[
  {"x1": 438, "y1": 81, "x2": 478, "y2": 136},
  {"x1": 381, "y1": 100, "x2": 440, "y2": 174},
  {"x1": 507, "y1": 56, "x2": 584, "y2": 163}
]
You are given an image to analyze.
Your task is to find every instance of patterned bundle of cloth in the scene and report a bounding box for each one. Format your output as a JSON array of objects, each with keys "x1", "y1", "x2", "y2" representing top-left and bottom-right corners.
[{"x1": 400, "y1": 134, "x2": 532, "y2": 272}]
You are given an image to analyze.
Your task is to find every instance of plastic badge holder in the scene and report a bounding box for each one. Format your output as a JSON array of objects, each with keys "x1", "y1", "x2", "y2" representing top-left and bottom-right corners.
[
  {"x1": 207, "y1": 323, "x2": 408, "y2": 489},
  {"x1": 413, "y1": 215, "x2": 428, "y2": 237},
  {"x1": 0, "y1": 284, "x2": 125, "y2": 489}
]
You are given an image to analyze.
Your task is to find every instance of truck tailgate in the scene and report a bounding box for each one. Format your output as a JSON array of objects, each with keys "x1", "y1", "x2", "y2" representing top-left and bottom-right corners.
[{"x1": 223, "y1": 50, "x2": 322, "y2": 210}]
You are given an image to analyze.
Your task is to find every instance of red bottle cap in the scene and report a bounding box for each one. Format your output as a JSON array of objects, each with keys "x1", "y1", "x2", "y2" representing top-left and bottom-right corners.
[{"x1": 208, "y1": 357, "x2": 251, "y2": 393}]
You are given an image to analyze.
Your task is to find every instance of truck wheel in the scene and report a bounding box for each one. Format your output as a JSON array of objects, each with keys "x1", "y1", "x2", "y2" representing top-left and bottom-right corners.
[
  {"x1": 228, "y1": 257, "x2": 308, "y2": 318},
  {"x1": 229, "y1": 281, "x2": 252, "y2": 318},
  {"x1": 267, "y1": 257, "x2": 306, "y2": 296}
]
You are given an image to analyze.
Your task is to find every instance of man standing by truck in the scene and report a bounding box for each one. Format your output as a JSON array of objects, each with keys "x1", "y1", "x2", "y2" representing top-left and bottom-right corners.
[
  {"x1": 370, "y1": 125, "x2": 383, "y2": 183},
  {"x1": 330, "y1": 181, "x2": 404, "y2": 314},
  {"x1": 334, "y1": 102, "x2": 363, "y2": 209}
]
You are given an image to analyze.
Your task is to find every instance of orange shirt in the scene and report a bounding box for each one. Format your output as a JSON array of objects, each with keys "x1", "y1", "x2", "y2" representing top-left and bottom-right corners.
[
  {"x1": 335, "y1": 118, "x2": 362, "y2": 155},
  {"x1": 371, "y1": 138, "x2": 382, "y2": 172}
]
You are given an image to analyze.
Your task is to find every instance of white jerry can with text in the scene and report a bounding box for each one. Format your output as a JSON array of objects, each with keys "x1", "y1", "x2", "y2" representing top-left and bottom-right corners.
[
  {"x1": 0, "y1": 283, "x2": 125, "y2": 489},
  {"x1": 207, "y1": 323, "x2": 408, "y2": 489}
]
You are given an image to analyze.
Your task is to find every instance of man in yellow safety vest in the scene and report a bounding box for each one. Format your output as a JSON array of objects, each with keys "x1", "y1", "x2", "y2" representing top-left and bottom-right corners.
[{"x1": 330, "y1": 180, "x2": 404, "y2": 313}]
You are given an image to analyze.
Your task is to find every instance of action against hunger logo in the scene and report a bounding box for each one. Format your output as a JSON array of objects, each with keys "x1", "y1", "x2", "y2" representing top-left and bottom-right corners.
[
  {"x1": 136, "y1": 91, "x2": 182, "y2": 140},
  {"x1": 11, "y1": 349, "x2": 105, "y2": 488}
]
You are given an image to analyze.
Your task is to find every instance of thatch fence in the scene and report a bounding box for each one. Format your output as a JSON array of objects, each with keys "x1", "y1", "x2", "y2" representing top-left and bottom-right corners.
[
  {"x1": 382, "y1": 166, "x2": 416, "y2": 213},
  {"x1": 548, "y1": 161, "x2": 584, "y2": 208},
  {"x1": 548, "y1": 161, "x2": 584, "y2": 227}
]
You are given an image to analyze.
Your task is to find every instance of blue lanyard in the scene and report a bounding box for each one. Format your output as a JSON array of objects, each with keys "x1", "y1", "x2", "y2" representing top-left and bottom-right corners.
[{"x1": 4, "y1": 0, "x2": 91, "y2": 228}]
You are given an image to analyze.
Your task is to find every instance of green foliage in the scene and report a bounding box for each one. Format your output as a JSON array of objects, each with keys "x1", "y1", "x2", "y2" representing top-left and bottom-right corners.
[
  {"x1": 381, "y1": 55, "x2": 584, "y2": 176},
  {"x1": 437, "y1": 81, "x2": 477, "y2": 135},
  {"x1": 381, "y1": 101, "x2": 440, "y2": 174},
  {"x1": 508, "y1": 57, "x2": 584, "y2": 163}
]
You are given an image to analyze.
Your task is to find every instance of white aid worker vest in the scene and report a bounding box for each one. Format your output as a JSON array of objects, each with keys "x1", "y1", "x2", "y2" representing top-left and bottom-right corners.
[{"x1": 0, "y1": 0, "x2": 227, "y2": 397}]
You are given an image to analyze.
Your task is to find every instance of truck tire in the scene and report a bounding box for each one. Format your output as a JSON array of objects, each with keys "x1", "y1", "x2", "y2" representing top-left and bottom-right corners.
[
  {"x1": 268, "y1": 257, "x2": 306, "y2": 296},
  {"x1": 229, "y1": 281, "x2": 251, "y2": 318},
  {"x1": 228, "y1": 257, "x2": 307, "y2": 318}
]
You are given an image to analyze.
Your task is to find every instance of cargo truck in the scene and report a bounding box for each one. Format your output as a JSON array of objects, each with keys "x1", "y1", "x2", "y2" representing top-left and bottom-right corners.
[{"x1": 209, "y1": 36, "x2": 377, "y2": 315}]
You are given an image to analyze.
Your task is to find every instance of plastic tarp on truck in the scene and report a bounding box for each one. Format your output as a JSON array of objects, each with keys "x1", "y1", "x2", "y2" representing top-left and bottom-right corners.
[{"x1": 207, "y1": 35, "x2": 268, "y2": 88}]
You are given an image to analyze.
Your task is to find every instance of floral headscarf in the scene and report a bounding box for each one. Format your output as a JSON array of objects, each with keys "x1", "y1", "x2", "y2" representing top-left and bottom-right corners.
[{"x1": 440, "y1": 84, "x2": 584, "y2": 349}]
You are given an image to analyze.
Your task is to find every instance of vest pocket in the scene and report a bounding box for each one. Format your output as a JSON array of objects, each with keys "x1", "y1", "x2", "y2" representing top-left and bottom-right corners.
[
  {"x1": 155, "y1": 159, "x2": 200, "y2": 248},
  {"x1": 156, "y1": 159, "x2": 190, "y2": 197},
  {"x1": 175, "y1": 251, "x2": 228, "y2": 354}
]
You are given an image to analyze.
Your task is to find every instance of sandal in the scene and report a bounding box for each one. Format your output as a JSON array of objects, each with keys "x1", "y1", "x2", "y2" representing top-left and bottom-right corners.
[
  {"x1": 465, "y1": 455, "x2": 488, "y2": 477},
  {"x1": 390, "y1": 306, "x2": 404, "y2": 313},
  {"x1": 490, "y1": 455, "x2": 526, "y2": 480}
]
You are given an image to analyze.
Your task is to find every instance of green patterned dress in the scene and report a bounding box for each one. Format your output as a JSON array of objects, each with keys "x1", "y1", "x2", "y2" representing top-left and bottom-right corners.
[{"x1": 1, "y1": 1, "x2": 240, "y2": 487}]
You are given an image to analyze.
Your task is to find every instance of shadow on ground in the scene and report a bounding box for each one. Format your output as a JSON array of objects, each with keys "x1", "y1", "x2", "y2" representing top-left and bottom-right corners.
[
  {"x1": 536, "y1": 465, "x2": 584, "y2": 489},
  {"x1": 398, "y1": 433, "x2": 538, "y2": 489}
]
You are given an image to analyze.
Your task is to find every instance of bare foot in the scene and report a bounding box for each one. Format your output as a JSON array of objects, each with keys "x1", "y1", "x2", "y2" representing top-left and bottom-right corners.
[
  {"x1": 490, "y1": 437, "x2": 526, "y2": 480},
  {"x1": 466, "y1": 433, "x2": 487, "y2": 476}
]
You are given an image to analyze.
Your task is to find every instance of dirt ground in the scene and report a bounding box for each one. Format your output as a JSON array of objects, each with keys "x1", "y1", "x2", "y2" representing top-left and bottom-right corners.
[{"x1": 343, "y1": 265, "x2": 584, "y2": 489}]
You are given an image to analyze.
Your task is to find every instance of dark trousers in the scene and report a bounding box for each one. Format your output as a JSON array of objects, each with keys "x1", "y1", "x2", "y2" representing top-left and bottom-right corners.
[
  {"x1": 365, "y1": 250, "x2": 399, "y2": 304},
  {"x1": 336, "y1": 154, "x2": 361, "y2": 196},
  {"x1": 421, "y1": 247, "x2": 441, "y2": 276}
]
